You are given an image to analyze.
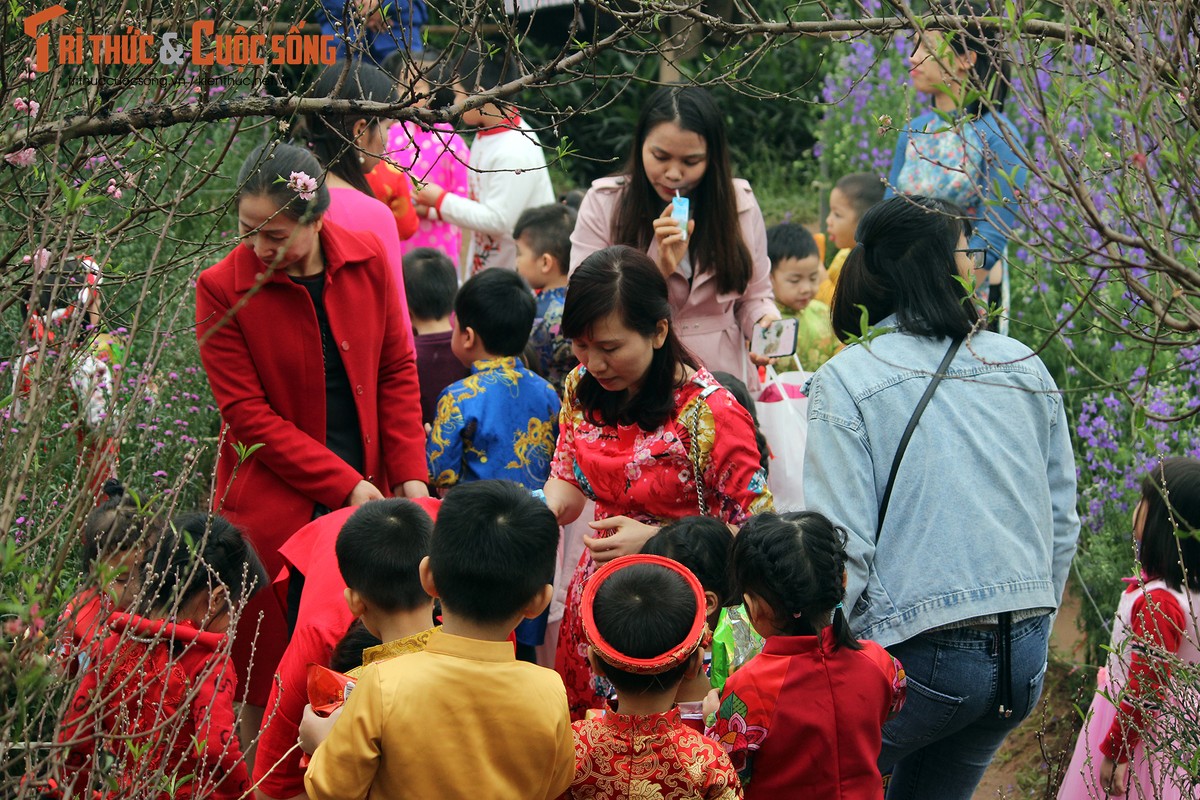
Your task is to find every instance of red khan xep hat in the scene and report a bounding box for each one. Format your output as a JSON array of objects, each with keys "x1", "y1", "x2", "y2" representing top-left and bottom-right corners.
[{"x1": 581, "y1": 554, "x2": 709, "y2": 675}]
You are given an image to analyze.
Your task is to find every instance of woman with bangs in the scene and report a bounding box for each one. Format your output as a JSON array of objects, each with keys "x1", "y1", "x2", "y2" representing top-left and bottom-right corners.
[{"x1": 543, "y1": 245, "x2": 773, "y2": 719}]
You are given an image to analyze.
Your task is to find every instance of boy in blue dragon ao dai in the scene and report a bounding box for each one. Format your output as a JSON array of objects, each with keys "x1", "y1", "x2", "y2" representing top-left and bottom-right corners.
[{"x1": 427, "y1": 268, "x2": 560, "y2": 493}]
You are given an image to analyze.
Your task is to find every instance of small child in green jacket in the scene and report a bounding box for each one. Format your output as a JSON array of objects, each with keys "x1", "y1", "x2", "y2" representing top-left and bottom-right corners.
[{"x1": 765, "y1": 223, "x2": 840, "y2": 372}]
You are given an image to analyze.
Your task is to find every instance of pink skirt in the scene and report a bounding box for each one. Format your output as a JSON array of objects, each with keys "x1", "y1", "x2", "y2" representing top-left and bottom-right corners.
[{"x1": 1058, "y1": 687, "x2": 1191, "y2": 799}]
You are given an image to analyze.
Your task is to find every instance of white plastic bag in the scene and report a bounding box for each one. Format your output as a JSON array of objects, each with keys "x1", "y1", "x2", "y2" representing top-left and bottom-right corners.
[{"x1": 755, "y1": 363, "x2": 810, "y2": 512}]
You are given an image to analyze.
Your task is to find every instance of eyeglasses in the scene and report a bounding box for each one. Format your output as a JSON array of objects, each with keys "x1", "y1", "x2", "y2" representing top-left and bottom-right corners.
[{"x1": 955, "y1": 248, "x2": 987, "y2": 269}]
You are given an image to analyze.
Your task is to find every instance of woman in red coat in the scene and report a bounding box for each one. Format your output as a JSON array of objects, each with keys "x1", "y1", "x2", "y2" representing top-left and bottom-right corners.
[{"x1": 195, "y1": 142, "x2": 427, "y2": 747}]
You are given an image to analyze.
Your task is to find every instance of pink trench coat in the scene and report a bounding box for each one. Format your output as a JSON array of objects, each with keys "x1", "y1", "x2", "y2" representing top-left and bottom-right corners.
[{"x1": 570, "y1": 176, "x2": 777, "y2": 389}]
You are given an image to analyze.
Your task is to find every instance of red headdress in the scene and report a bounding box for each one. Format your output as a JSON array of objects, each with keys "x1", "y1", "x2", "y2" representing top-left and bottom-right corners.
[{"x1": 581, "y1": 554, "x2": 710, "y2": 675}]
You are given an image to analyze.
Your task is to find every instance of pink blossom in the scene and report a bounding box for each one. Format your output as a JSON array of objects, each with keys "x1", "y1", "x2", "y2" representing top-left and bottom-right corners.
[
  {"x1": 12, "y1": 98, "x2": 28, "y2": 113},
  {"x1": 287, "y1": 170, "x2": 318, "y2": 201},
  {"x1": 4, "y1": 148, "x2": 36, "y2": 167}
]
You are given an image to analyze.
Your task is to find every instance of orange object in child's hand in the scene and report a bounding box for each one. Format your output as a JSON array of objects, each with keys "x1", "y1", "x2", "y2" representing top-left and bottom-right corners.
[{"x1": 306, "y1": 663, "x2": 356, "y2": 716}]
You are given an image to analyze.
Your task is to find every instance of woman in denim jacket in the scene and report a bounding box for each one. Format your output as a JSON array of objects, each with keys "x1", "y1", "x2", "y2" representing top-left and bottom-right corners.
[{"x1": 802, "y1": 196, "x2": 1079, "y2": 800}]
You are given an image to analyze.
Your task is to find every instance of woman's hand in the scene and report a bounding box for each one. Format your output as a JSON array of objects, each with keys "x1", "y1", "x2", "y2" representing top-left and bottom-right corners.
[
  {"x1": 584, "y1": 516, "x2": 659, "y2": 563},
  {"x1": 347, "y1": 479, "x2": 385, "y2": 507},
  {"x1": 299, "y1": 703, "x2": 341, "y2": 755},
  {"x1": 748, "y1": 313, "x2": 782, "y2": 367},
  {"x1": 395, "y1": 480, "x2": 430, "y2": 499},
  {"x1": 652, "y1": 203, "x2": 695, "y2": 280},
  {"x1": 1099, "y1": 756, "x2": 1128, "y2": 796}
]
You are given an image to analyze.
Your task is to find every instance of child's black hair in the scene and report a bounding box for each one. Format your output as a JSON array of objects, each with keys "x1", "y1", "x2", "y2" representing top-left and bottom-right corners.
[
  {"x1": 641, "y1": 516, "x2": 735, "y2": 607},
  {"x1": 590, "y1": 562, "x2": 699, "y2": 695},
  {"x1": 429, "y1": 480, "x2": 558, "y2": 623},
  {"x1": 142, "y1": 513, "x2": 267, "y2": 615},
  {"x1": 733, "y1": 511, "x2": 860, "y2": 650},
  {"x1": 454, "y1": 269, "x2": 535, "y2": 357},
  {"x1": 765, "y1": 223, "x2": 820, "y2": 270},
  {"x1": 1138, "y1": 457, "x2": 1200, "y2": 592},
  {"x1": 709, "y1": 371, "x2": 769, "y2": 476},
  {"x1": 330, "y1": 619, "x2": 384, "y2": 673},
  {"x1": 335, "y1": 499, "x2": 434, "y2": 612},
  {"x1": 81, "y1": 480, "x2": 153, "y2": 568},
  {"x1": 513, "y1": 204, "x2": 577, "y2": 276},
  {"x1": 834, "y1": 173, "x2": 885, "y2": 219},
  {"x1": 402, "y1": 248, "x2": 458, "y2": 322}
]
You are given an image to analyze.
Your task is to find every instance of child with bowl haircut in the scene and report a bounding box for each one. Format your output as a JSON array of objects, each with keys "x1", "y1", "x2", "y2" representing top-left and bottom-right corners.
[
  {"x1": 514, "y1": 203, "x2": 580, "y2": 394},
  {"x1": 564, "y1": 554, "x2": 742, "y2": 799},
  {"x1": 305, "y1": 480, "x2": 573, "y2": 800},
  {"x1": 402, "y1": 247, "x2": 469, "y2": 426},
  {"x1": 426, "y1": 269, "x2": 561, "y2": 492},
  {"x1": 765, "y1": 223, "x2": 840, "y2": 371}
]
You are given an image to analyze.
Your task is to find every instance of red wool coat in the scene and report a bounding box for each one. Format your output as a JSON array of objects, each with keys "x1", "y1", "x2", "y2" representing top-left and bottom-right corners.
[{"x1": 195, "y1": 220, "x2": 425, "y2": 701}]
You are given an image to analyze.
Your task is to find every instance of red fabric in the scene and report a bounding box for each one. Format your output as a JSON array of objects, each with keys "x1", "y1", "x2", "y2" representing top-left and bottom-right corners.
[
  {"x1": 253, "y1": 499, "x2": 440, "y2": 798},
  {"x1": 1100, "y1": 586, "x2": 1186, "y2": 763},
  {"x1": 55, "y1": 590, "x2": 112, "y2": 675},
  {"x1": 708, "y1": 629, "x2": 904, "y2": 799},
  {"x1": 195, "y1": 220, "x2": 426, "y2": 703},
  {"x1": 58, "y1": 614, "x2": 248, "y2": 800},
  {"x1": 365, "y1": 161, "x2": 420, "y2": 240},
  {"x1": 564, "y1": 708, "x2": 742, "y2": 799},
  {"x1": 552, "y1": 368, "x2": 772, "y2": 719}
]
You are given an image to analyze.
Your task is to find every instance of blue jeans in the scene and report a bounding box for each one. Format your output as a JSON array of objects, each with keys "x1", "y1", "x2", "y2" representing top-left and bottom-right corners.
[{"x1": 880, "y1": 614, "x2": 1051, "y2": 800}]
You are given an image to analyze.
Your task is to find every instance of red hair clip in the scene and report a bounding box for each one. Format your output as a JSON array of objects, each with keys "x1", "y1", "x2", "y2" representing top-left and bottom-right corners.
[{"x1": 581, "y1": 554, "x2": 709, "y2": 675}]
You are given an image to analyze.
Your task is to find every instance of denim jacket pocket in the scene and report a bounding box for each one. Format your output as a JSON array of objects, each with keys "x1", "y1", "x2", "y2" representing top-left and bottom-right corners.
[{"x1": 854, "y1": 567, "x2": 899, "y2": 627}]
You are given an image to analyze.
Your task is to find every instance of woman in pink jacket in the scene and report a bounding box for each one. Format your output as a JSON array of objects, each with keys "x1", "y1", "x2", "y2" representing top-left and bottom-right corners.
[{"x1": 570, "y1": 85, "x2": 777, "y2": 389}]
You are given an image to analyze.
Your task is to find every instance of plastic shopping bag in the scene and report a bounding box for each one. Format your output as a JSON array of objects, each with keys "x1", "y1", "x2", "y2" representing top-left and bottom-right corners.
[{"x1": 755, "y1": 362, "x2": 809, "y2": 512}]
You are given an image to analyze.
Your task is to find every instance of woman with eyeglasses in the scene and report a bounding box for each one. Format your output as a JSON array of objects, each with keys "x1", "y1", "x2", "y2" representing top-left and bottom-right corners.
[
  {"x1": 888, "y1": 0, "x2": 1027, "y2": 329},
  {"x1": 802, "y1": 196, "x2": 1079, "y2": 800}
]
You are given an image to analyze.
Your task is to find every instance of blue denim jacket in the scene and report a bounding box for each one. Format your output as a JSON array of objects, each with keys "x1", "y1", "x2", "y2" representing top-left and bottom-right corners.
[{"x1": 803, "y1": 319, "x2": 1080, "y2": 647}]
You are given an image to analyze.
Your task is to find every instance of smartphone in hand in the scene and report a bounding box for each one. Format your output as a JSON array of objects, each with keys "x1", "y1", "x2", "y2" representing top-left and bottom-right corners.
[{"x1": 750, "y1": 318, "x2": 799, "y2": 358}]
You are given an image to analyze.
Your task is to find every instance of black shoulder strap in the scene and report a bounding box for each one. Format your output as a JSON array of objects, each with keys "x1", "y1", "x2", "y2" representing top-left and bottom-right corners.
[{"x1": 875, "y1": 337, "x2": 964, "y2": 543}]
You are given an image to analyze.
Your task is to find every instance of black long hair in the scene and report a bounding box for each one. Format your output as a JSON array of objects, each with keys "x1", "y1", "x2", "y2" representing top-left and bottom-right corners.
[
  {"x1": 611, "y1": 86, "x2": 753, "y2": 296},
  {"x1": 733, "y1": 511, "x2": 860, "y2": 650},
  {"x1": 925, "y1": 0, "x2": 1011, "y2": 113},
  {"x1": 561, "y1": 246, "x2": 696, "y2": 430},
  {"x1": 1138, "y1": 457, "x2": 1200, "y2": 592},
  {"x1": 302, "y1": 60, "x2": 395, "y2": 197},
  {"x1": 830, "y1": 195, "x2": 977, "y2": 341}
]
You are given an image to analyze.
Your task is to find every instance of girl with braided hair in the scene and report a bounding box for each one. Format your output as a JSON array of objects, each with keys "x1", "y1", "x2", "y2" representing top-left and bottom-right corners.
[{"x1": 708, "y1": 512, "x2": 906, "y2": 799}]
